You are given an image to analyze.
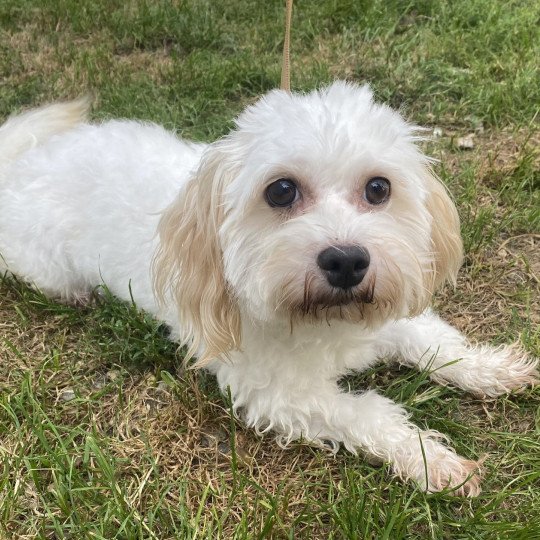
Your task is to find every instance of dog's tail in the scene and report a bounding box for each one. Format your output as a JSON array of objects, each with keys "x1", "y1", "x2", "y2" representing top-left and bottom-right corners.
[{"x1": 0, "y1": 97, "x2": 90, "y2": 164}]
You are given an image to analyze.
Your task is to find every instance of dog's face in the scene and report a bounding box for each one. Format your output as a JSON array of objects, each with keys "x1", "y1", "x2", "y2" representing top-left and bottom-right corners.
[{"x1": 154, "y1": 82, "x2": 463, "y2": 363}]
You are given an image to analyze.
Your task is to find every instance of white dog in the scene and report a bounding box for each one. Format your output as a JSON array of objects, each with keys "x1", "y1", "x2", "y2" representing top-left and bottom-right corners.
[{"x1": 0, "y1": 82, "x2": 537, "y2": 496}]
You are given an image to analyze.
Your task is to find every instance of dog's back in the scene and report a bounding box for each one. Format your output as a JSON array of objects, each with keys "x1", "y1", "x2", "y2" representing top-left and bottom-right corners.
[{"x1": 0, "y1": 101, "x2": 204, "y2": 320}]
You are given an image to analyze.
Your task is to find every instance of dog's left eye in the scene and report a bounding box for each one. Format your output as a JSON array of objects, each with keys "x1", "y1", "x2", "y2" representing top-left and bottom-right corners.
[
  {"x1": 364, "y1": 177, "x2": 391, "y2": 205},
  {"x1": 265, "y1": 178, "x2": 299, "y2": 208}
]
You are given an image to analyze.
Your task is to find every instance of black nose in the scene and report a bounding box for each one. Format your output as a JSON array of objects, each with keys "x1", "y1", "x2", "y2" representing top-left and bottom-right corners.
[{"x1": 317, "y1": 245, "x2": 370, "y2": 290}]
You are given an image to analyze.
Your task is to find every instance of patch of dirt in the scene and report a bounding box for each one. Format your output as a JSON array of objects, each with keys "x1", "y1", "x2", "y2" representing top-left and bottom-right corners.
[
  {"x1": 431, "y1": 128, "x2": 540, "y2": 178},
  {"x1": 0, "y1": 26, "x2": 175, "y2": 101},
  {"x1": 437, "y1": 233, "x2": 540, "y2": 342}
]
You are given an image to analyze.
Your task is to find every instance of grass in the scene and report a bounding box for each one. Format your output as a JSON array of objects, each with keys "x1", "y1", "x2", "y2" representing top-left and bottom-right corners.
[{"x1": 0, "y1": 0, "x2": 539, "y2": 538}]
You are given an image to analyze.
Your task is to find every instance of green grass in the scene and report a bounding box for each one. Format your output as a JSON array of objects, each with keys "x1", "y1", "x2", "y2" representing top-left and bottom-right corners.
[{"x1": 0, "y1": 0, "x2": 539, "y2": 538}]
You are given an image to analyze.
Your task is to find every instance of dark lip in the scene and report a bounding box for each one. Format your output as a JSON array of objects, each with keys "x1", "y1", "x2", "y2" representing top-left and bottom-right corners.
[
  {"x1": 301, "y1": 291, "x2": 371, "y2": 311},
  {"x1": 295, "y1": 271, "x2": 376, "y2": 317},
  {"x1": 314, "y1": 297, "x2": 354, "y2": 307}
]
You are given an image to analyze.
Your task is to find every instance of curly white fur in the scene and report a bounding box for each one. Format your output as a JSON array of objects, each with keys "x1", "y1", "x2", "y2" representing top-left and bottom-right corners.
[{"x1": 0, "y1": 82, "x2": 537, "y2": 496}]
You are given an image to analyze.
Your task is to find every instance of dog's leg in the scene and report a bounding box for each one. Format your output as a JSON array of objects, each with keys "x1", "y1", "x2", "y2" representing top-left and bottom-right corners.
[
  {"x1": 377, "y1": 309, "x2": 539, "y2": 397},
  {"x1": 215, "y1": 363, "x2": 481, "y2": 496}
]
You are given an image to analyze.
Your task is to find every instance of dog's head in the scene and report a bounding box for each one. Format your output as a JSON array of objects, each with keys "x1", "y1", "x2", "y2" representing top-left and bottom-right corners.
[{"x1": 154, "y1": 82, "x2": 463, "y2": 364}]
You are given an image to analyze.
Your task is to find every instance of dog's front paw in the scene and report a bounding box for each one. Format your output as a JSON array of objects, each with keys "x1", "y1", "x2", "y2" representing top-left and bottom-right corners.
[
  {"x1": 396, "y1": 434, "x2": 483, "y2": 497},
  {"x1": 467, "y1": 343, "x2": 539, "y2": 398},
  {"x1": 422, "y1": 453, "x2": 483, "y2": 497},
  {"x1": 430, "y1": 342, "x2": 539, "y2": 398}
]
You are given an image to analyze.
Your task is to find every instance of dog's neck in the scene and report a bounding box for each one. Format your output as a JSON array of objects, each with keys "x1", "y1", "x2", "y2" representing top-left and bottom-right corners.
[{"x1": 222, "y1": 311, "x2": 380, "y2": 372}]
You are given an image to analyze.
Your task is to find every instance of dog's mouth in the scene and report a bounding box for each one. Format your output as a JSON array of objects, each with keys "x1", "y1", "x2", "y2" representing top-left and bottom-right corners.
[
  {"x1": 273, "y1": 269, "x2": 403, "y2": 328},
  {"x1": 300, "y1": 288, "x2": 374, "y2": 312},
  {"x1": 289, "y1": 271, "x2": 377, "y2": 319}
]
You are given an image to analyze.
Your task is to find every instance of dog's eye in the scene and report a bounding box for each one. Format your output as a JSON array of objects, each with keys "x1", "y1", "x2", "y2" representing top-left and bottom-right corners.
[
  {"x1": 265, "y1": 178, "x2": 299, "y2": 208},
  {"x1": 364, "y1": 177, "x2": 391, "y2": 205}
]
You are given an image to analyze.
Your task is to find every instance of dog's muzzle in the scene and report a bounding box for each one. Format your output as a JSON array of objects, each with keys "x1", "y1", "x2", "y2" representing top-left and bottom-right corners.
[{"x1": 317, "y1": 245, "x2": 370, "y2": 290}]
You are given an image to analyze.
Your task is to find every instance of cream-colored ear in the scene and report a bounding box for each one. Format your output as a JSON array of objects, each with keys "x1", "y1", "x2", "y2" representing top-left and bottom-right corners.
[
  {"x1": 423, "y1": 169, "x2": 464, "y2": 291},
  {"x1": 153, "y1": 148, "x2": 241, "y2": 367}
]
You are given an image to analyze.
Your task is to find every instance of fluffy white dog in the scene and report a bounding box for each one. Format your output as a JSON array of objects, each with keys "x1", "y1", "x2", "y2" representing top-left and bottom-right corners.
[{"x1": 0, "y1": 82, "x2": 537, "y2": 496}]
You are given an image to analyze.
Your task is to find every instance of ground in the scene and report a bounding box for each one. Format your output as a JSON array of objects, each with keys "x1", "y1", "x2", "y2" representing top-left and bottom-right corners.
[{"x1": 0, "y1": 1, "x2": 539, "y2": 538}]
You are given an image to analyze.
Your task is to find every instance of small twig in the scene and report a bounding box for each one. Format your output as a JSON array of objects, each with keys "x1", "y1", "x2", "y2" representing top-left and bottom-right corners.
[{"x1": 497, "y1": 233, "x2": 540, "y2": 252}]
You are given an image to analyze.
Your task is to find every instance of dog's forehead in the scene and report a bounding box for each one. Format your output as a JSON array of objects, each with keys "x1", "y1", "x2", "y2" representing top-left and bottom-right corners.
[{"x1": 233, "y1": 82, "x2": 421, "y2": 185}]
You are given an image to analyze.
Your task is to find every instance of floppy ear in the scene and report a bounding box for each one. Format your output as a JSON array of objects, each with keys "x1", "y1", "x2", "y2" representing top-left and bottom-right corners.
[
  {"x1": 423, "y1": 168, "x2": 464, "y2": 291},
  {"x1": 153, "y1": 146, "x2": 241, "y2": 367}
]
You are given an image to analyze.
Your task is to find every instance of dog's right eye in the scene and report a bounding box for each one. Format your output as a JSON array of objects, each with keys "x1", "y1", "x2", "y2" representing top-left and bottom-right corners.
[{"x1": 265, "y1": 178, "x2": 299, "y2": 208}]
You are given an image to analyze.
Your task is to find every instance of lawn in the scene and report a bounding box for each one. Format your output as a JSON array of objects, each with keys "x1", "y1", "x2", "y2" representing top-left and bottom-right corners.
[{"x1": 0, "y1": 0, "x2": 539, "y2": 538}]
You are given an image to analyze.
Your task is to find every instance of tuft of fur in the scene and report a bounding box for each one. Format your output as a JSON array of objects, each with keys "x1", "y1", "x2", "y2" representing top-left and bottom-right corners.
[
  {"x1": 153, "y1": 146, "x2": 242, "y2": 366},
  {"x1": 422, "y1": 168, "x2": 463, "y2": 290},
  {"x1": 0, "y1": 97, "x2": 90, "y2": 165}
]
